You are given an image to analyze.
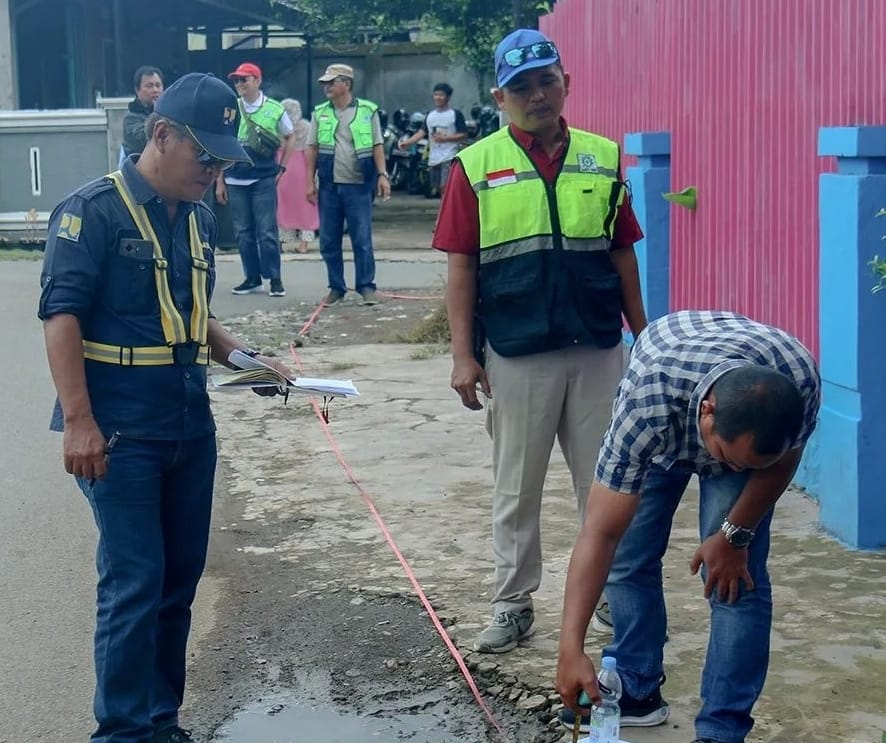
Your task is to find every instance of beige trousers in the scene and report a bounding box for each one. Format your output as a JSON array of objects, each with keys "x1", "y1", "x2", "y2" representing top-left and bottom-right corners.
[{"x1": 484, "y1": 343, "x2": 624, "y2": 614}]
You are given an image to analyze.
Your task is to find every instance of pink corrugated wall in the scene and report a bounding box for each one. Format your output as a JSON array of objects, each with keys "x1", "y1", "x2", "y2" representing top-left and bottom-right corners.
[{"x1": 541, "y1": 0, "x2": 886, "y2": 356}]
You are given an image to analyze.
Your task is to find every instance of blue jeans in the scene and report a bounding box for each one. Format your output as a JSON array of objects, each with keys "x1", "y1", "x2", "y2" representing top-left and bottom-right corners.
[
  {"x1": 604, "y1": 464, "x2": 773, "y2": 743},
  {"x1": 77, "y1": 434, "x2": 217, "y2": 742},
  {"x1": 318, "y1": 182, "x2": 376, "y2": 294},
  {"x1": 227, "y1": 177, "x2": 281, "y2": 281}
]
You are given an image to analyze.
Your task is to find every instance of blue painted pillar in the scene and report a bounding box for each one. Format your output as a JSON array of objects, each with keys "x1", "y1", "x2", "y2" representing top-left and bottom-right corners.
[
  {"x1": 624, "y1": 132, "x2": 671, "y2": 322},
  {"x1": 814, "y1": 126, "x2": 886, "y2": 548}
]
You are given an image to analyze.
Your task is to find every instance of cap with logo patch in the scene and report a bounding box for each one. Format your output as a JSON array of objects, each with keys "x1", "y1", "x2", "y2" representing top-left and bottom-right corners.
[{"x1": 153, "y1": 72, "x2": 251, "y2": 163}]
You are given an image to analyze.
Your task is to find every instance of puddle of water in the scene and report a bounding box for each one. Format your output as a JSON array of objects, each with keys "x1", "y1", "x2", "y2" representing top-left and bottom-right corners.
[{"x1": 212, "y1": 693, "x2": 465, "y2": 743}]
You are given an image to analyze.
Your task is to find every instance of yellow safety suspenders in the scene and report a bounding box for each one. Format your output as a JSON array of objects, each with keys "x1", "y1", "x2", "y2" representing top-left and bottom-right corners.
[{"x1": 81, "y1": 171, "x2": 211, "y2": 367}]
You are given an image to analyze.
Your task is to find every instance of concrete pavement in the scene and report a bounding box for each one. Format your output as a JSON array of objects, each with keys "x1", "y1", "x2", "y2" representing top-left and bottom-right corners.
[{"x1": 207, "y1": 339, "x2": 886, "y2": 743}]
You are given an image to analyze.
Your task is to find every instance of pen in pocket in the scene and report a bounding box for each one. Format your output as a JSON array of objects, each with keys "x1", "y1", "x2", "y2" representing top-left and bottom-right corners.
[{"x1": 88, "y1": 431, "x2": 120, "y2": 488}]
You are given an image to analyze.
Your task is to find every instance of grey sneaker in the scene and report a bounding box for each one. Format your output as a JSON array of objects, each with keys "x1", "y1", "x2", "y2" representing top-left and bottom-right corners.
[
  {"x1": 323, "y1": 290, "x2": 345, "y2": 305},
  {"x1": 473, "y1": 608, "x2": 535, "y2": 654},
  {"x1": 591, "y1": 600, "x2": 613, "y2": 633},
  {"x1": 360, "y1": 289, "x2": 379, "y2": 306}
]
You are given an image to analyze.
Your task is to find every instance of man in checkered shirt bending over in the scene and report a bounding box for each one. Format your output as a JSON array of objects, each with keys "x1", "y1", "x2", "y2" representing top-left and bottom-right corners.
[{"x1": 556, "y1": 310, "x2": 821, "y2": 743}]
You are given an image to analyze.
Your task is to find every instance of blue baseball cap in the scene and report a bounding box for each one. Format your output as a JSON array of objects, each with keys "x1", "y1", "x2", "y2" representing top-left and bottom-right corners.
[
  {"x1": 494, "y1": 29, "x2": 561, "y2": 88},
  {"x1": 154, "y1": 73, "x2": 251, "y2": 163}
]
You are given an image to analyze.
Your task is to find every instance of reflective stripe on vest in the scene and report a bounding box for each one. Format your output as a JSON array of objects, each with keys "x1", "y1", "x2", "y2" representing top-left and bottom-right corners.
[
  {"x1": 85, "y1": 172, "x2": 211, "y2": 366},
  {"x1": 82, "y1": 340, "x2": 210, "y2": 366},
  {"x1": 458, "y1": 127, "x2": 624, "y2": 252},
  {"x1": 314, "y1": 99, "x2": 378, "y2": 158}
]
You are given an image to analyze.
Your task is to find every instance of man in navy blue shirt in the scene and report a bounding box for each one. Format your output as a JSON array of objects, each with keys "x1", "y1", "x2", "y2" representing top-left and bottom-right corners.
[{"x1": 39, "y1": 73, "x2": 292, "y2": 743}]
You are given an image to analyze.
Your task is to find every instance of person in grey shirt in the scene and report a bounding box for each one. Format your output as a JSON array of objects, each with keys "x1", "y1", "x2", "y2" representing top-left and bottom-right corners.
[{"x1": 305, "y1": 63, "x2": 390, "y2": 306}]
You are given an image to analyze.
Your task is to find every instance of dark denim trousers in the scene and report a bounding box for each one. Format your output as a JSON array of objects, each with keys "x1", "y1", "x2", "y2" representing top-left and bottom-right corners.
[
  {"x1": 604, "y1": 464, "x2": 772, "y2": 743},
  {"x1": 318, "y1": 182, "x2": 376, "y2": 294},
  {"x1": 227, "y1": 176, "x2": 281, "y2": 281},
  {"x1": 77, "y1": 434, "x2": 217, "y2": 742}
]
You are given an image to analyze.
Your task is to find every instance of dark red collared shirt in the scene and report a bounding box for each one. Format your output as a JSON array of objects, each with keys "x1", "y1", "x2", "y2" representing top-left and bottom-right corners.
[{"x1": 433, "y1": 118, "x2": 643, "y2": 254}]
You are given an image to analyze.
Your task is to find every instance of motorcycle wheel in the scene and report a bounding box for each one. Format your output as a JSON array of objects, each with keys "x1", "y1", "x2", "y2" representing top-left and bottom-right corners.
[{"x1": 390, "y1": 161, "x2": 406, "y2": 191}]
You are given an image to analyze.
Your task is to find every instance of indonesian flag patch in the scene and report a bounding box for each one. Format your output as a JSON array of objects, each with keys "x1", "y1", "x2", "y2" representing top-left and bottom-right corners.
[{"x1": 486, "y1": 168, "x2": 517, "y2": 188}]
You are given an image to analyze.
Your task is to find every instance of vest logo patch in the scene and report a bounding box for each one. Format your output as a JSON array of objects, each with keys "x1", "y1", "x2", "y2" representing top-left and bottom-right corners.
[
  {"x1": 577, "y1": 153, "x2": 599, "y2": 173},
  {"x1": 57, "y1": 213, "x2": 82, "y2": 242},
  {"x1": 486, "y1": 168, "x2": 517, "y2": 188}
]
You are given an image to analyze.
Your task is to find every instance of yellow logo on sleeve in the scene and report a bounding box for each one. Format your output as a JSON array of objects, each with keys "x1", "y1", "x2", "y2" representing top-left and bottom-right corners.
[{"x1": 57, "y1": 213, "x2": 82, "y2": 242}]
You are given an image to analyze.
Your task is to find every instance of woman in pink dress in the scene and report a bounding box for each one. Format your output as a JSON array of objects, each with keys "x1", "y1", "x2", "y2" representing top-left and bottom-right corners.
[{"x1": 277, "y1": 99, "x2": 319, "y2": 253}]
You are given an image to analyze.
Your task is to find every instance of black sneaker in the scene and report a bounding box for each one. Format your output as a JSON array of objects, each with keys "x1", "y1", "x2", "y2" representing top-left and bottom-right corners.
[
  {"x1": 269, "y1": 279, "x2": 286, "y2": 297},
  {"x1": 620, "y1": 682, "x2": 670, "y2": 727},
  {"x1": 558, "y1": 677, "x2": 669, "y2": 731},
  {"x1": 151, "y1": 726, "x2": 196, "y2": 742},
  {"x1": 231, "y1": 277, "x2": 263, "y2": 295}
]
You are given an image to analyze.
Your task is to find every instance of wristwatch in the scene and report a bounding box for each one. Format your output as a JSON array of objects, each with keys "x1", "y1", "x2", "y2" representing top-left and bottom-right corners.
[
  {"x1": 378, "y1": 172, "x2": 390, "y2": 179},
  {"x1": 720, "y1": 518, "x2": 755, "y2": 548}
]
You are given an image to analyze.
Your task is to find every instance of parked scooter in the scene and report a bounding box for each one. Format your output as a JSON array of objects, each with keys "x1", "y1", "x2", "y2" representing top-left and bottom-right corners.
[{"x1": 384, "y1": 108, "x2": 412, "y2": 191}]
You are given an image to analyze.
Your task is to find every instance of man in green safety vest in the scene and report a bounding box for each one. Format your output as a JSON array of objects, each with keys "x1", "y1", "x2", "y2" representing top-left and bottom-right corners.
[
  {"x1": 216, "y1": 62, "x2": 295, "y2": 298},
  {"x1": 305, "y1": 63, "x2": 391, "y2": 307},
  {"x1": 433, "y1": 28, "x2": 648, "y2": 659}
]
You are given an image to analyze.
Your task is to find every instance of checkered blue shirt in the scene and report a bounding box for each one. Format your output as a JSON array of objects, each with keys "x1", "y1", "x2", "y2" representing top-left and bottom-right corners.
[{"x1": 596, "y1": 311, "x2": 821, "y2": 493}]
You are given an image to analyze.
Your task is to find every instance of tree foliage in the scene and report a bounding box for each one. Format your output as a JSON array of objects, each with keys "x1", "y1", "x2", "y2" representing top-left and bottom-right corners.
[{"x1": 274, "y1": 0, "x2": 554, "y2": 84}]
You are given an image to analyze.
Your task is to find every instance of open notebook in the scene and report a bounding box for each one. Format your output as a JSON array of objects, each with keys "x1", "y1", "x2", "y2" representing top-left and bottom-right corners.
[{"x1": 211, "y1": 350, "x2": 359, "y2": 398}]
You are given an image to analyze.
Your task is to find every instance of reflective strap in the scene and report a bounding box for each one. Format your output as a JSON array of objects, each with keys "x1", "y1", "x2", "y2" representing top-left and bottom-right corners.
[
  {"x1": 479, "y1": 236, "x2": 553, "y2": 265},
  {"x1": 187, "y1": 214, "x2": 210, "y2": 345},
  {"x1": 107, "y1": 172, "x2": 189, "y2": 345},
  {"x1": 317, "y1": 145, "x2": 335, "y2": 155},
  {"x1": 83, "y1": 340, "x2": 210, "y2": 366},
  {"x1": 562, "y1": 236, "x2": 611, "y2": 253},
  {"x1": 560, "y1": 163, "x2": 619, "y2": 178},
  {"x1": 472, "y1": 169, "x2": 539, "y2": 194},
  {"x1": 479, "y1": 235, "x2": 611, "y2": 265},
  {"x1": 353, "y1": 146, "x2": 375, "y2": 158}
]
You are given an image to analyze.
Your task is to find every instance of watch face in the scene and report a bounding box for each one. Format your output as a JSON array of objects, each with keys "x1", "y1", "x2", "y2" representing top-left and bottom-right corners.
[{"x1": 729, "y1": 529, "x2": 753, "y2": 548}]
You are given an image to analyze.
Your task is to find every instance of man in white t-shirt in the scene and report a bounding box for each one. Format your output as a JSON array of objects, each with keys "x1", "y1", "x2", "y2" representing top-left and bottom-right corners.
[
  {"x1": 215, "y1": 62, "x2": 295, "y2": 297},
  {"x1": 399, "y1": 82, "x2": 467, "y2": 196}
]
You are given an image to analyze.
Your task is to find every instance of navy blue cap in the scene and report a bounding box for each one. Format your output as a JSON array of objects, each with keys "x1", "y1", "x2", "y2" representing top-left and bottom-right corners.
[
  {"x1": 154, "y1": 73, "x2": 251, "y2": 163},
  {"x1": 494, "y1": 29, "x2": 561, "y2": 88}
]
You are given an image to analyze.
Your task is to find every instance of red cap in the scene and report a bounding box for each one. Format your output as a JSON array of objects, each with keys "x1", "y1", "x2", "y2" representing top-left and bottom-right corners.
[{"x1": 228, "y1": 62, "x2": 262, "y2": 80}]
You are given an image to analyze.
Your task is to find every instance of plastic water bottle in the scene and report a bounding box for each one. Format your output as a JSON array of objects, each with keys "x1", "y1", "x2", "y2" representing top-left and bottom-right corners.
[{"x1": 586, "y1": 656, "x2": 622, "y2": 743}]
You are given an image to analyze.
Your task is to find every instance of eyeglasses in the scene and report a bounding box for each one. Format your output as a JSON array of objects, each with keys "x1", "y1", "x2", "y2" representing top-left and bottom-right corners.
[
  {"x1": 183, "y1": 126, "x2": 236, "y2": 171},
  {"x1": 502, "y1": 41, "x2": 559, "y2": 68},
  {"x1": 323, "y1": 76, "x2": 350, "y2": 86}
]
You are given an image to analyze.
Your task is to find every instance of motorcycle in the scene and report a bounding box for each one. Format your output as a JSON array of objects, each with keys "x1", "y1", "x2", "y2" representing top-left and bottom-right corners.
[{"x1": 385, "y1": 108, "x2": 412, "y2": 191}]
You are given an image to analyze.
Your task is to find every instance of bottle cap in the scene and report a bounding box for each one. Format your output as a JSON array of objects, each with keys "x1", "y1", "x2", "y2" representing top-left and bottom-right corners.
[{"x1": 601, "y1": 656, "x2": 617, "y2": 671}]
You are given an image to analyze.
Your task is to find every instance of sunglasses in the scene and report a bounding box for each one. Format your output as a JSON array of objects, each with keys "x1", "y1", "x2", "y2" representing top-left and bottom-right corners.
[
  {"x1": 502, "y1": 41, "x2": 559, "y2": 68},
  {"x1": 183, "y1": 126, "x2": 236, "y2": 171},
  {"x1": 231, "y1": 76, "x2": 251, "y2": 84}
]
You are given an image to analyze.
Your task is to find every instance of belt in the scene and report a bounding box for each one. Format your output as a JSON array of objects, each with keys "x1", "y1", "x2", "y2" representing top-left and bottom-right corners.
[{"x1": 83, "y1": 340, "x2": 210, "y2": 366}]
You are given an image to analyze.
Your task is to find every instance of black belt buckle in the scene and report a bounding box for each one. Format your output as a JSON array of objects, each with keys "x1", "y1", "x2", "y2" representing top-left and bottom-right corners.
[{"x1": 172, "y1": 342, "x2": 199, "y2": 366}]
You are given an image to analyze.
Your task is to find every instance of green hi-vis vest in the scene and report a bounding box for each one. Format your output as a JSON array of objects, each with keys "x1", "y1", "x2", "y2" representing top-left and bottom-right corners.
[
  {"x1": 236, "y1": 97, "x2": 285, "y2": 144},
  {"x1": 457, "y1": 127, "x2": 627, "y2": 357},
  {"x1": 81, "y1": 171, "x2": 211, "y2": 367},
  {"x1": 314, "y1": 98, "x2": 378, "y2": 159}
]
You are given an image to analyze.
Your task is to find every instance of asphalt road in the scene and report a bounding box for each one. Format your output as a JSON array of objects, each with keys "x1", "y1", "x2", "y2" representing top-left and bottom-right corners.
[
  {"x1": 0, "y1": 249, "x2": 445, "y2": 742},
  {"x1": 0, "y1": 260, "x2": 96, "y2": 742}
]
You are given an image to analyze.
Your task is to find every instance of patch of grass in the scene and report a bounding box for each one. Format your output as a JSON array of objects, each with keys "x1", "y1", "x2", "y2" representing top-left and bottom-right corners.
[
  {"x1": 400, "y1": 303, "x2": 451, "y2": 344},
  {"x1": 409, "y1": 346, "x2": 448, "y2": 361},
  {"x1": 327, "y1": 361, "x2": 359, "y2": 373},
  {"x1": 0, "y1": 247, "x2": 44, "y2": 261}
]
